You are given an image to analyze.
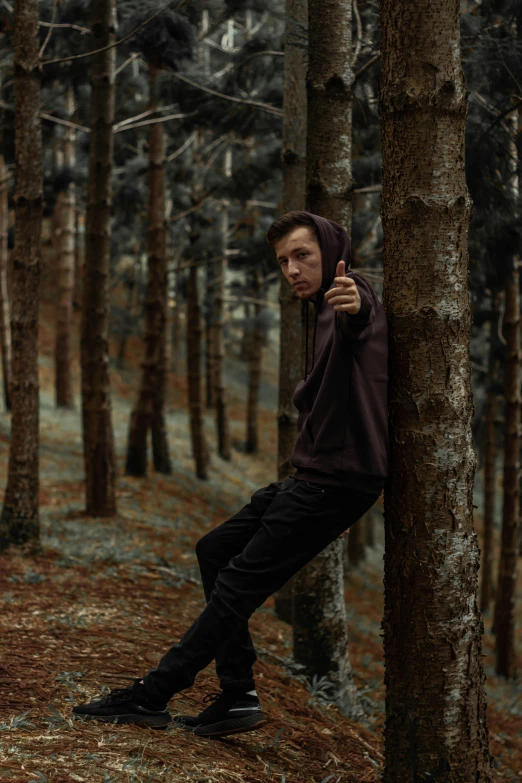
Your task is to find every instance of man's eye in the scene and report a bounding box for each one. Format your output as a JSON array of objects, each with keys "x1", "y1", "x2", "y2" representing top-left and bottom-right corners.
[{"x1": 298, "y1": 253, "x2": 307, "y2": 258}]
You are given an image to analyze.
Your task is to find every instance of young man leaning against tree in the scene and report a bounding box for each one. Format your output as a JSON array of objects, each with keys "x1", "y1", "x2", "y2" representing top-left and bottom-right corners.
[{"x1": 71, "y1": 211, "x2": 389, "y2": 737}]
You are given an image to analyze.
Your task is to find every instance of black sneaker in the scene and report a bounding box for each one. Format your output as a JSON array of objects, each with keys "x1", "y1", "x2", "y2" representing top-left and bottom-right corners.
[
  {"x1": 71, "y1": 678, "x2": 171, "y2": 728},
  {"x1": 174, "y1": 688, "x2": 267, "y2": 737}
]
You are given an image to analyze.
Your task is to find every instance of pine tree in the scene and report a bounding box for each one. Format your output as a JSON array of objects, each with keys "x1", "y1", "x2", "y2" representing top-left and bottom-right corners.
[
  {"x1": 0, "y1": 0, "x2": 43, "y2": 552},
  {"x1": 379, "y1": 0, "x2": 492, "y2": 776},
  {"x1": 81, "y1": 0, "x2": 118, "y2": 517},
  {"x1": 291, "y1": 0, "x2": 363, "y2": 720}
]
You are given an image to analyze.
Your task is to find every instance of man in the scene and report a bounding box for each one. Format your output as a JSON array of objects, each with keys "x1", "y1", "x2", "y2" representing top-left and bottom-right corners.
[{"x1": 72, "y1": 211, "x2": 389, "y2": 737}]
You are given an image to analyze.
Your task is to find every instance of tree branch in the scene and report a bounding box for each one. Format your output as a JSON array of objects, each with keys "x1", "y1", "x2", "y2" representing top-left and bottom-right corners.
[
  {"x1": 40, "y1": 0, "x2": 186, "y2": 67},
  {"x1": 171, "y1": 72, "x2": 283, "y2": 117}
]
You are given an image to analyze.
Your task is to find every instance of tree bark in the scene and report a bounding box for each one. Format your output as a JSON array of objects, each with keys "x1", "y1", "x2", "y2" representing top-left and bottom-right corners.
[
  {"x1": 347, "y1": 515, "x2": 366, "y2": 567},
  {"x1": 274, "y1": 0, "x2": 308, "y2": 625},
  {"x1": 212, "y1": 148, "x2": 231, "y2": 461},
  {"x1": 245, "y1": 268, "x2": 264, "y2": 453},
  {"x1": 293, "y1": 540, "x2": 365, "y2": 721},
  {"x1": 186, "y1": 260, "x2": 209, "y2": 479},
  {"x1": 494, "y1": 97, "x2": 520, "y2": 678},
  {"x1": 379, "y1": 0, "x2": 492, "y2": 777},
  {"x1": 480, "y1": 294, "x2": 501, "y2": 613},
  {"x1": 292, "y1": 0, "x2": 360, "y2": 719},
  {"x1": 126, "y1": 64, "x2": 171, "y2": 476},
  {"x1": 55, "y1": 85, "x2": 76, "y2": 409},
  {"x1": 0, "y1": 0, "x2": 42, "y2": 552},
  {"x1": 0, "y1": 152, "x2": 12, "y2": 411},
  {"x1": 81, "y1": 0, "x2": 117, "y2": 517}
]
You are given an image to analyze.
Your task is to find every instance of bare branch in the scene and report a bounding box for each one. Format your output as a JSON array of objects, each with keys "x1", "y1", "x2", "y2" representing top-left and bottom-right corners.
[
  {"x1": 40, "y1": 0, "x2": 186, "y2": 67},
  {"x1": 171, "y1": 72, "x2": 283, "y2": 117},
  {"x1": 39, "y1": 0, "x2": 58, "y2": 58}
]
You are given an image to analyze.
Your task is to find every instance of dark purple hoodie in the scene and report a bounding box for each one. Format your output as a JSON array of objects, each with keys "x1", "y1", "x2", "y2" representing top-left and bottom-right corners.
[{"x1": 290, "y1": 213, "x2": 389, "y2": 496}]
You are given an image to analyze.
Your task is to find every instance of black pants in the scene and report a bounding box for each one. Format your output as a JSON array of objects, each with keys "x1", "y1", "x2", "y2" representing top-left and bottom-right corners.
[{"x1": 142, "y1": 476, "x2": 379, "y2": 706}]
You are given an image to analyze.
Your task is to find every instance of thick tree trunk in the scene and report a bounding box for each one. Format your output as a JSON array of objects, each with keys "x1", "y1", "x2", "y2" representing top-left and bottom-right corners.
[
  {"x1": 126, "y1": 65, "x2": 171, "y2": 476},
  {"x1": 274, "y1": 0, "x2": 308, "y2": 625},
  {"x1": 480, "y1": 294, "x2": 501, "y2": 613},
  {"x1": 494, "y1": 98, "x2": 520, "y2": 677},
  {"x1": 379, "y1": 0, "x2": 492, "y2": 778},
  {"x1": 245, "y1": 269, "x2": 264, "y2": 454},
  {"x1": 0, "y1": 0, "x2": 42, "y2": 552},
  {"x1": 0, "y1": 153, "x2": 11, "y2": 411},
  {"x1": 292, "y1": 0, "x2": 360, "y2": 719},
  {"x1": 55, "y1": 86, "x2": 76, "y2": 409},
  {"x1": 81, "y1": 0, "x2": 117, "y2": 517},
  {"x1": 186, "y1": 261, "x2": 209, "y2": 479}
]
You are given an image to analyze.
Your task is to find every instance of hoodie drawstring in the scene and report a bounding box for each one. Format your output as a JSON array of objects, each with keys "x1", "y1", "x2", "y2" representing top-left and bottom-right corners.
[{"x1": 304, "y1": 288, "x2": 324, "y2": 381}]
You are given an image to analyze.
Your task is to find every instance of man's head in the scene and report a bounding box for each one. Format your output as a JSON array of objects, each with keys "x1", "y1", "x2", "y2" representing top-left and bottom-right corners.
[{"x1": 267, "y1": 211, "x2": 323, "y2": 300}]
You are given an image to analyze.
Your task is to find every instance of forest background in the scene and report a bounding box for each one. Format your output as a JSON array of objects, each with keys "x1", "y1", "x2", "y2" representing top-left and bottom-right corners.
[{"x1": 0, "y1": 0, "x2": 521, "y2": 781}]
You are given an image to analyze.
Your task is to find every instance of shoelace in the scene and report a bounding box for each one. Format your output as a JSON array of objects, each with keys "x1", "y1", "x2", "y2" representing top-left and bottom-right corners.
[{"x1": 201, "y1": 692, "x2": 222, "y2": 705}]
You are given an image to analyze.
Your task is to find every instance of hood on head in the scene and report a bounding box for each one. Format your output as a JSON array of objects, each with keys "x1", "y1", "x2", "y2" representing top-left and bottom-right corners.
[
  {"x1": 301, "y1": 212, "x2": 352, "y2": 381},
  {"x1": 306, "y1": 212, "x2": 352, "y2": 296}
]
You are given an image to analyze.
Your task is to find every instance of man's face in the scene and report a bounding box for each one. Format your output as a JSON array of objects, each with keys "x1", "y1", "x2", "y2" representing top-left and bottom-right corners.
[{"x1": 274, "y1": 226, "x2": 323, "y2": 300}]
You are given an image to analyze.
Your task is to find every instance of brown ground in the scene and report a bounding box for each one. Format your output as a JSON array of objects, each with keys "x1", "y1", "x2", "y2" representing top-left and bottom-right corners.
[{"x1": 0, "y1": 290, "x2": 521, "y2": 783}]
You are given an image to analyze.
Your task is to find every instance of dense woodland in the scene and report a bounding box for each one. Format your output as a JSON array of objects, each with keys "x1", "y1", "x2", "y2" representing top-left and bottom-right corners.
[{"x1": 0, "y1": 0, "x2": 521, "y2": 781}]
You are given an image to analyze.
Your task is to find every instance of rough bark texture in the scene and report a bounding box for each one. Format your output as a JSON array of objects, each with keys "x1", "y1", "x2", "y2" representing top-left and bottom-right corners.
[
  {"x1": 293, "y1": 541, "x2": 365, "y2": 721},
  {"x1": 186, "y1": 261, "x2": 209, "y2": 480},
  {"x1": 55, "y1": 86, "x2": 76, "y2": 409},
  {"x1": 274, "y1": 0, "x2": 308, "y2": 625},
  {"x1": 212, "y1": 158, "x2": 231, "y2": 461},
  {"x1": 0, "y1": 153, "x2": 11, "y2": 411},
  {"x1": 379, "y1": 0, "x2": 492, "y2": 778},
  {"x1": 81, "y1": 0, "x2": 117, "y2": 517},
  {"x1": 0, "y1": 0, "x2": 42, "y2": 552},
  {"x1": 494, "y1": 99, "x2": 520, "y2": 678},
  {"x1": 245, "y1": 268, "x2": 263, "y2": 454},
  {"x1": 480, "y1": 294, "x2": 500, "y2": 613},
  {"x1": 305, "y1": 0, "x2": 352, "y2": 227},
  {"x1": 126, "y1": 65, "x2": 171, "y2": 477},
  {"x1": 292, "y1": 0, "x2": 360, "y2": 720},
  {"x1": 347, "y1": 516, "x2": 366, "y2": 568}
]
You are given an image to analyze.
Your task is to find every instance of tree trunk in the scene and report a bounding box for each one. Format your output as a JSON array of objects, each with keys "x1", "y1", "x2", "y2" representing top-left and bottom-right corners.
[
  {"x1": 205, "y1": 265, "x2": 216, "y2": 408},
  {"x1": 379, "y1": 0, "x2": 492, "y2": 777},
  {"x1": 0, "y1": 0, "x2": 42, "y2": 552},
  {"x1": 213, "y1": 149, "x2": 231, "y2": 461},
  {"x1": 55, "y1": 85, "x2": 76, "y2": 409},
  {"x1": 126, "y1": 65, "x2": 171, "y2": 476},
  {"x1": 292, "y1": 0, "x2": 360, "y2": 719},
  {"x1": 494, "y1": 97, "x2": 520, "y2": 678},
  {"x1": 274, "y1": 0, "x2": 308, "y2": 625},
  {"x1": 245, "y1": 268, "x2": 264, "y2": 453},
  {"x1": 170, "y1": 251, "x2": 183, "y2": 375},
  {"x1": 186, "y1": 261, "x2": 209, "y2": 479},
  {"x1": 347, "y1": 515, "x2": 366, "y2": 567},
  {"x1": 365, "y1": 507, "x2": 375, "y2": 548},
  {"x1": 81, "y1": 0, "x2": 117, "y2": 517},
  {"x1": 0, "y1": 152, "x2": 12, "y2": 411},
  {"x1": 293, "y1": 541, "x2": 365, "y2": 721},
  {"x1": 480, "y1": 293, "x2": 501, "y2": 613}
]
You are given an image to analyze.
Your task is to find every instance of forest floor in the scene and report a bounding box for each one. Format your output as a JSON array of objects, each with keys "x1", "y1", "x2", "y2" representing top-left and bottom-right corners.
[{"x1": 0, "y1": 299, "x2": 521, "y2": 783}]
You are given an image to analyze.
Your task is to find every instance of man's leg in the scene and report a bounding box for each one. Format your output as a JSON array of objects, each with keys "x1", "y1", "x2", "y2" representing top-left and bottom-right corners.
[
  {"x1": 195, "y1": 478, "x2": 295, "y2": 692},
  {"x1": 142, "y1": 478, "x2": 379, "y2": 706}
]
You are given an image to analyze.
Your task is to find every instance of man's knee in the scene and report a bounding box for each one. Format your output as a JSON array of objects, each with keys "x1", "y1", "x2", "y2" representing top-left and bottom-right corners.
[{"x1": 195, "y1": 528, "x2": 220, "y2": 565}]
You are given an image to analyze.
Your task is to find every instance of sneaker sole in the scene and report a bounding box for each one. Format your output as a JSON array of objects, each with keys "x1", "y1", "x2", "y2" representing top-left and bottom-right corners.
[
  {"x1": 72, "y1": 712, "x2": 171, "y2": 728},
  {"x1": 190, "y1": 713, "x2": 268, "y2": 737}
]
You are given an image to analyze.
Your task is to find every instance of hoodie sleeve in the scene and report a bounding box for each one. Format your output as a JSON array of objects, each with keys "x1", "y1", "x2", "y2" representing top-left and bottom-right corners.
[{"x1": 334, "y1": 272, "x2": 376, "y2": 342}]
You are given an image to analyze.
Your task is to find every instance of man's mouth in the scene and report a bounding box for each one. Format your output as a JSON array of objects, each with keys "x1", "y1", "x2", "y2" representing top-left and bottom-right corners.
[{"x1": 294, "y1": 282, "x2": 306, "y2": 289}]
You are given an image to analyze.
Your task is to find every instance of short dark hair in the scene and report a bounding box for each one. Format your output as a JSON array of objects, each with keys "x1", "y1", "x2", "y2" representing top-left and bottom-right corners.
[{"x1": 266, "y1": 211, "x2": 320, "y2": 248}]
